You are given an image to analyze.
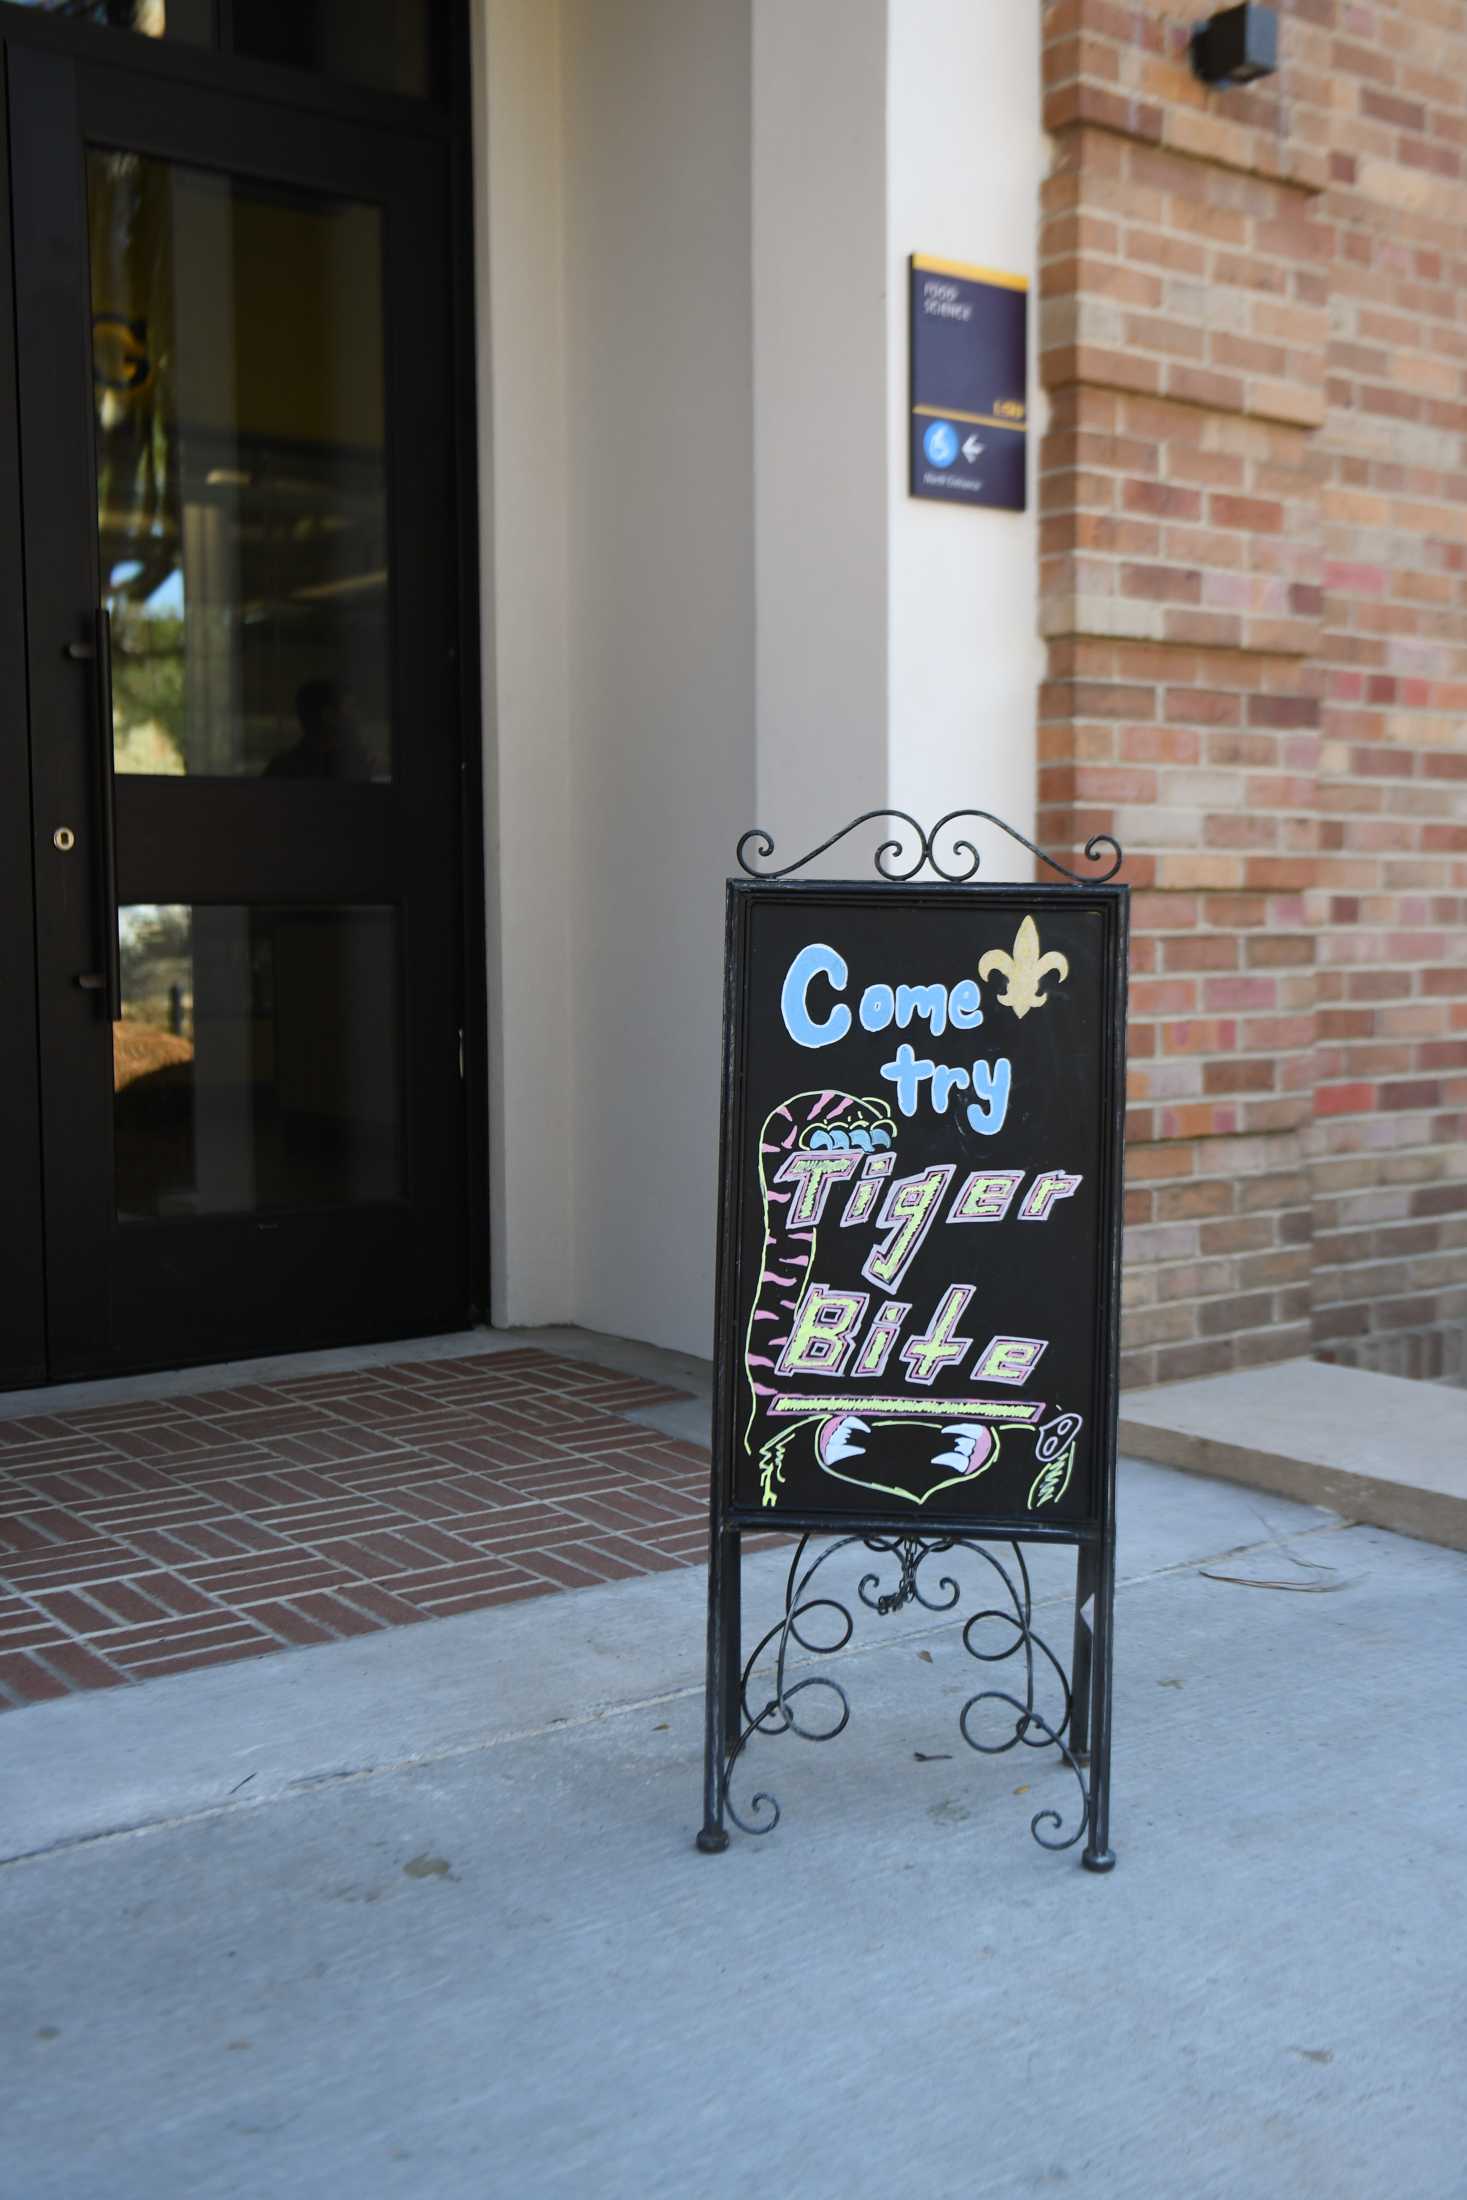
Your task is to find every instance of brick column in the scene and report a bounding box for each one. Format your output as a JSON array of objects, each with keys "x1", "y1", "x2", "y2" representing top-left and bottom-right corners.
[
  {"x1": 1300, "y1": 2, "x2": 1467, "y2": 1383},
  {"x1": 1037, "y1": 0, "x2": 1328, "y2": 1385}
]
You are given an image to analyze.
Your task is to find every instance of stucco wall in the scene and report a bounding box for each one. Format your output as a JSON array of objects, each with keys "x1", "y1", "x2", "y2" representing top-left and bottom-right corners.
[
  {"x1": 476, "y1": 0, "x2": 1046, "y2": 1355},
  {"x1": 886, "y1": 0, "x2": 1045, "y2": 868},
  {"x1": 752, "y1": 0, "x2": 888, "y2": 862},
  {"x1": 475, "y1": 0, "x2": 576, "y2": 1327},
  {"x1": 560, "y1": 0, "x2": 756, "y2": 1350}
]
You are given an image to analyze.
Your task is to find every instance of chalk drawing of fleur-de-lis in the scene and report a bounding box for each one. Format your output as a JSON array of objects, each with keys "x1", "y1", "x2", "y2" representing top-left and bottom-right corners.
[{"x1": 978, "y1": 915, "x2": 1070, "y2": 1020}]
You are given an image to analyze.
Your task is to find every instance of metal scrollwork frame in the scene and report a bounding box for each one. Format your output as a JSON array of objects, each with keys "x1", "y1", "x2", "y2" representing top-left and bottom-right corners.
[
  {"x1": 717, "y1": 1532, "x2": 1094, "y2": 1854},
  {"x1": 736, "y1": 808, "x2": 1124, "y2": 887}
]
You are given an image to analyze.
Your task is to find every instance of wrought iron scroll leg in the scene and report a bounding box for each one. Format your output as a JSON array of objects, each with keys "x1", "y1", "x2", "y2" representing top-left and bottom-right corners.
[
  {"x1": 1070, "y1": 1542, "x2": 1096, "y2": 1763},
  {"x1": 697, "y1": 1521, "x2": 736, "y2": 1853},
  {"x1": 1081, "y1": 1527, "x2": 1117, "y2": 1873}
]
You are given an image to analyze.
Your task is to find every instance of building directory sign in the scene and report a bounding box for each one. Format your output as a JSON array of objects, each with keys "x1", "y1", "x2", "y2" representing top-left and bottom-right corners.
[
  {"x1": 909, "y1": 253, "x2": 1028, "y2": 511},
  {"x1": 713, "y1": 879, "x2": 1126, "y2": 1535}
]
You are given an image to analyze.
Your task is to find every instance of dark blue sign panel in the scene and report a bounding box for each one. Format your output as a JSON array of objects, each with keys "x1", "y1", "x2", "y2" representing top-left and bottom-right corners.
[{"x1": 909, "y1": 253, "x2": 1028, "y2": 511}]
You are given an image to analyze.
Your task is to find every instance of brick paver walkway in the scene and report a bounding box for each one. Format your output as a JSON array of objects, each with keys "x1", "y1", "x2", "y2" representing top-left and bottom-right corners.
[{"x1": 0, "y1": 1349, "x2": 725, "y2": 1710}]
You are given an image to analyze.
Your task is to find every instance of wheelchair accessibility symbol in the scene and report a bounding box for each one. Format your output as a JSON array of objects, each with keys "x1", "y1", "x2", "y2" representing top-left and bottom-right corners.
[{"x1": 921, "y1": 419, "x2": 959, "y2": 468}]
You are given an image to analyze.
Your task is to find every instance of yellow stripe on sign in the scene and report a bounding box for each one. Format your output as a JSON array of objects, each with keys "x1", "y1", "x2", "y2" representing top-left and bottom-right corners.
[
  {"x1": 912, "y1": 404, "x2": 1026, "y2": 433},
  {"x1": 771, "y1": 1394, "x2": 1044, "y2": 1423},
  {"x1": 912, "y1": 253, "x2": 1029, "y2": 291}
]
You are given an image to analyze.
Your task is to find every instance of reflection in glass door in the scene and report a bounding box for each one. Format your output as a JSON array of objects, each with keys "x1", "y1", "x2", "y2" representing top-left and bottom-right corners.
[
  {"x1": 92, "y1": 154, "x2": 392, "y2": 784},
  {"x1": 12, "y1": 44, "x2": 468, "y2": 1377},
  {"x1": 116, "y1": 903, "x2": 402, "y2": 1218},
  {"x1": 89, "y1": 153, "x2": 404, "y2": 1230}
]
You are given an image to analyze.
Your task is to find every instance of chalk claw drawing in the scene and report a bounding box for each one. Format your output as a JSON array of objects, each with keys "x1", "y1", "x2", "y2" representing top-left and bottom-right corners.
[
  {"x1": 978, "y1": 914, "x2": 1069, "y2": 1020},
  {"x1": 761, "y1": 1401, "x2": 1082, "y2": 1511}
]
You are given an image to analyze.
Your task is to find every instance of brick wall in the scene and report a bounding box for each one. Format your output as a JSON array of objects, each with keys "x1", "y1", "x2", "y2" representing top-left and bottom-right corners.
[{"x1": 1038, "y1": 0, "x2": 1467, "y2": 1388}]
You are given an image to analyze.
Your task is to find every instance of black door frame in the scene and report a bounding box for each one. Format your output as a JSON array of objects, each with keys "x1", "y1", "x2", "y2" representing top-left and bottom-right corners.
[
  {"x1": 0, "y1": 1, "x2": 488, "y2": 1386},
  {"x1": 0, "y1": 46, "x2": 47, "y2": 1389}
]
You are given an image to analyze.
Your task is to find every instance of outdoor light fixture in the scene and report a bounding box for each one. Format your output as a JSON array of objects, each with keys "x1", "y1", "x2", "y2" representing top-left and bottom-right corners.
[{"x1": 1190, "y1": 4, "x2": 1278, "y2": 88}]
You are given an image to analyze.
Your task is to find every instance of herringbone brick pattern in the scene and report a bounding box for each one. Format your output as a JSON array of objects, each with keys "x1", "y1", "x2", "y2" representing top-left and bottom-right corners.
[{"x1": 0, "y1": 1350, "x2": 724, "y2": 1710}]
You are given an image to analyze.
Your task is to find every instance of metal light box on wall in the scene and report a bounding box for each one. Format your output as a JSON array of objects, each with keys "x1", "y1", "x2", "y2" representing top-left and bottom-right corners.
[{"x1": 908, "y1": 253, "x2": 1028, "y2": 512}]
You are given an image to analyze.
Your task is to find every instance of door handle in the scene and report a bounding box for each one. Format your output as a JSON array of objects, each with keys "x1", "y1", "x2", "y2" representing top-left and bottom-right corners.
[{"x1": 65, "y1": 609, "x2": 121, "y2": 1018}]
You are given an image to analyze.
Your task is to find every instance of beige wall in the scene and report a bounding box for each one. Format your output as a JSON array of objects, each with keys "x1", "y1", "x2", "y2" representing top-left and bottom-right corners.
[
  {"x1": 560, "y1": 0, "x2": 756, "y2": 1344},
  {"x1": 886, "y1": 0, "x2": 1044, "y2": 871},
  {"x1": 475, "y1": 0, "x2": 576, "y2": 1325},
  {"x1": 475, "y1": 0, "x2": 1045, "y2": 1355},
  {"x1": 752, "y1": 0, "x2": 888, "y2": 863},
  {"x1": 476, "y1": 0, "x2": 755, "y2": 1351}
]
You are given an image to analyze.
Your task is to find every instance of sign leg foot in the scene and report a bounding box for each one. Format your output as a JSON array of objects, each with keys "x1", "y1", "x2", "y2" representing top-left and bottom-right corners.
[{"x1": 695, "y1": 1824, "x2": 731, "y2": 1854}]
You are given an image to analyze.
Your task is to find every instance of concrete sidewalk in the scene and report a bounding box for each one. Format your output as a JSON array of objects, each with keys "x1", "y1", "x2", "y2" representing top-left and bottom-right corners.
[{"x1": 4, "y1": 1457, "x2": 1464, "y2": 2198}]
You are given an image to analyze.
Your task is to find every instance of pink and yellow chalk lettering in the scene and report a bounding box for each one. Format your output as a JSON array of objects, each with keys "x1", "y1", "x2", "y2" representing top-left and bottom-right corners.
[
  {"x1": 1018, "y1": 1170, "x2": 1083, "y2": 1221},
  {"x1": 949, "y1": 1168, "x2": 1024, "y2": 1224},
  {"x1": 850, "y1": 1299, "x2": 912, "y2": 1378},
  {"x1": 862, "y1": 1163, "x2": 955, "y2": 1292},
  {"x1": 774, "y1": 1283, "x2": 870, "y2": 1378},
  {"x1": 900, "y1": 1284, "x2": 976, "y2": 1386},
  {"x1": 772, "y1": 1148, "x2": 862, "y2": 1228},
  {"x1": 970, "y1": 1333, "x2": 1048, "y2": 1385},
  {"x1": 840, "y1": 1150, "x2": 896, "y2": 1227}
]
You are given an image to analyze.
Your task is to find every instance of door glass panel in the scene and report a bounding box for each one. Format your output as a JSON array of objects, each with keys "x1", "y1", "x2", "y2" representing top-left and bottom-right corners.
[
  {"x1": 1, "y1": 1, "x2": 210, "y2": 42},
  {"x1": 88, "y1": 152, "x2": 392, "y2": 779},
  {"x1": 115, "y1": 904, "x2": 402, "y2": 1218}
]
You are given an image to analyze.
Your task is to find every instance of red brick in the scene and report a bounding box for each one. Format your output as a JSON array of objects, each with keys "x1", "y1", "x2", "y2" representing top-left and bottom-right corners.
[
  {"x1": 249, "y1": 1600, "x2": 341, "y2": 1648},
  {"x1": 1037, "y1": 0, "x2": 1467, "y2": 1375},
  {"x1": 332, "y1": 1583, "x2": 432, "y2": 1629},
  {"x1": 1315, "y1": 1083, "x2": 1376, "y2": 1117},
  {"x1": 0, "y1": 1650, "x2": 71, "y2": 1704},
  {"x1": 282, "y1": 1592, "x2": 384, "y2": 1640},
  {"x1": 35, "y1": 1641, "x2": 128, "y2": 1693}
]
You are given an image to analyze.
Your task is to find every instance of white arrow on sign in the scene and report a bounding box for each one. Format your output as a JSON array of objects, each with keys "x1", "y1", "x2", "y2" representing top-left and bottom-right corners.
[{"x1": 962, "y1": 434, "x2": 984, "y2": 463}]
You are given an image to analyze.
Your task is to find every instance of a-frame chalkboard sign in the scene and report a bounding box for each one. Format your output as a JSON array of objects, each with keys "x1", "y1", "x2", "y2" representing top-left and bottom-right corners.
[{"x1": 697, "y1": 812, "x2": 1127, "y2": 1869}]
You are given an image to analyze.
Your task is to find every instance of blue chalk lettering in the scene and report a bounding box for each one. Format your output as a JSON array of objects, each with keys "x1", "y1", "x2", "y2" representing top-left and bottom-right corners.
[
  {"x1": 949, "y1": 978, "x2": 983, "y2": 1030},
  {"x1": 859, "y1": 983, "x2": 895, "y2": 1032},
  {"x1": 965, "y1": 1057, "x2": 1012, "y2": 1136},
  {"x1": 895, "y1": 982, "x2": 949, "y2": 1038},
  {"x1": 781, "y1": 943, "x2": 851, "y2": 1049},
  {"x1": 879, "y1": 1042, "x2": 935, "y2": 1117}
]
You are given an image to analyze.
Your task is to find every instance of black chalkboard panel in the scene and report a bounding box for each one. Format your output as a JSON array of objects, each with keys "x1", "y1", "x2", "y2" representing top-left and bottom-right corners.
[{"x1": 713, "y1": 882, "x2": 1128, "y2": 1535}]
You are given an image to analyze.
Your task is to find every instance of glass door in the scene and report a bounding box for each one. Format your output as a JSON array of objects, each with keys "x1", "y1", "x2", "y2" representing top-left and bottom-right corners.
[{"x1": 10, "y1": 45, "x2": 467, "y2": 1375}]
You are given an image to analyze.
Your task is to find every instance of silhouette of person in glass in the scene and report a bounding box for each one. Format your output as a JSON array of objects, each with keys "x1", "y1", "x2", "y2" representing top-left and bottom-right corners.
[{"x1": 264, "y1": 678, "x2": 373, "y2": 782}]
